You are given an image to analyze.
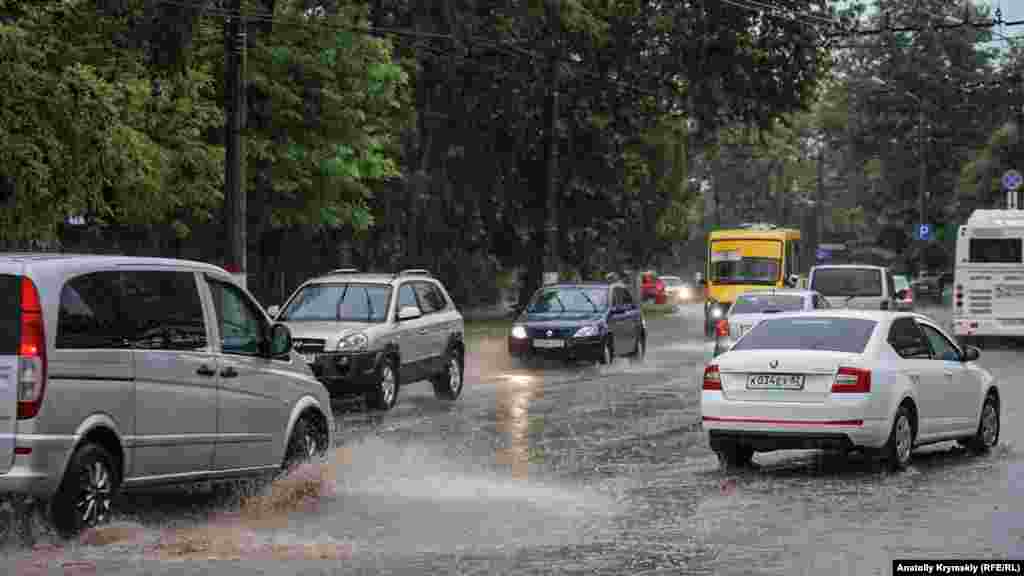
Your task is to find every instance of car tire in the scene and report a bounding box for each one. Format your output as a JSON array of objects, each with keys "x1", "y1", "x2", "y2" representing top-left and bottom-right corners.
[
  {"x1": 629, "y1": 331, "x2": 646, "y2": 362},
  {"x1": 282, "y1": 414, "x2": 328, "y2": 474},
  {"x1": 368, "y1": 356, "x2": 400, "y2": 411},
  {"x1": 716, "y1": 443, "x2": 754, "y2": 470},
  {"x1": 50, "y1": 443, "x2": 119, "y2": 538},
  {"x1": 882, "y1": 405, "x2": 915, "y2": 471},
  {"x1": 432, "y1": 349, "x2": 464, "y2": 401},
  {"x1": 598, "y1": 337, "x2": 614, "y2": 365},
  {"x1": 965, "y1": 394, "x2": 999, "y2": 454}
]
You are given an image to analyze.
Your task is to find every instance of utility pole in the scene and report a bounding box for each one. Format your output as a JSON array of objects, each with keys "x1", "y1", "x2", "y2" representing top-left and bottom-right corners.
[
  {"x1": 917, "y1": 103, "x2": 927, "y2": 262},
  {"x1": 224, "y1": 0, "x2": 247, "y2": 287},
  {"x1": 542, "y1": 0, "x2": 560, "y2": 287},
  {"x1": 815, "y1": 138, "x2": 824, "y2": 263}
]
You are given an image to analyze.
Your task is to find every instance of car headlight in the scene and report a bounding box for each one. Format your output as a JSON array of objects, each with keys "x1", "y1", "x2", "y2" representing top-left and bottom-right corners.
[
  {"x1": 511, "y1": 325, "x2": 527, "y2": 339},
  {"x1": 574, "y1": 325, "x2": 600, "y2": 338},
  {"x1": 337, "y1": 332, "x2": 369, "y2": 351},
  {"x1": 711, "y1": 306, "x2": 723, "y2": 318}
]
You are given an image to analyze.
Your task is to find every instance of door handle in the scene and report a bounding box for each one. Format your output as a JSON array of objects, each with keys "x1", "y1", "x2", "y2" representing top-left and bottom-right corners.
[
  {"x1": 417, "y1": 329, "x2": 430, "y2": 335},
  {"x1": 196, "y1": 365, "x2": 216, "y2": 377},
  {"x1": 221, "y1": 366, "x2": 239, "y2": 378}
]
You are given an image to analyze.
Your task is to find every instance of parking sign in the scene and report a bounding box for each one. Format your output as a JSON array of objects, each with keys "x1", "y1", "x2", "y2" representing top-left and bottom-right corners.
[{"x1": 917, "y1": 224, "x2": 931, "y2": 241}]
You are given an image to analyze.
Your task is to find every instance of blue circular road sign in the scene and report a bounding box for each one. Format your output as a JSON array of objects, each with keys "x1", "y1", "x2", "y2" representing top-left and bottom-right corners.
[{"x1": 1004, "y1": 169, "x2": 1022, "y2": 191}]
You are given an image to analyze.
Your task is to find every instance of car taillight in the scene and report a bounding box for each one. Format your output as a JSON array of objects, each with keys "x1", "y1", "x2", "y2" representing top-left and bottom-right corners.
[
  {"x1": 831, "y1": 367, "x2": 870, "y2": 394},
  {"x1": 715, "y1": 319, "x2": 730, "y2": 337},
  {"x1": 703, "y1": 364, "x2": 722, "y2": 390},
  {"x1": 17, "y1": 277, "x2": 46, "y2": 420},
  {"x1": 955, "y1": 284, "x2": 963, "y2": 308}
]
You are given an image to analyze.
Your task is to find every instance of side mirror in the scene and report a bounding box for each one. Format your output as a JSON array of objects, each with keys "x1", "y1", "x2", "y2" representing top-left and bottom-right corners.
[
  {"x1": 266, "y1": 304, "x2": 281, "y2": 318},
  {"x1": 398, "y1": 305, "x2": 422, "y2": 321},
  {"x1": 962, "y1": 345, "x2": 980, "y2": 362},
  {"x1": 268, "y1": 323, "x2": 292, "y2": 357},
  {"x1": 895, "y1": 289, "x2": 907, "y2": 300},
  {"x1": 787, "y1": 274, "x2": 800, "y2": 287}
]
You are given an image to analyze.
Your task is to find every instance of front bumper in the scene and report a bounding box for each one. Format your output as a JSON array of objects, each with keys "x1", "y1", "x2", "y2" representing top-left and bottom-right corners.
[
  {"x1": 508, "y1": 335, "x2": 604, "y2": 360},
  {"x1": 309, "y1": 350, "x2": 381, "y2": 393}
]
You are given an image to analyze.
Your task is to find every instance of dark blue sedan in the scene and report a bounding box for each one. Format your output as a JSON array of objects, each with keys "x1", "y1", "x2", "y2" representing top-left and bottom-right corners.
[{"x1": 508, "y1": 282, "x2": 646, "y2": 364}]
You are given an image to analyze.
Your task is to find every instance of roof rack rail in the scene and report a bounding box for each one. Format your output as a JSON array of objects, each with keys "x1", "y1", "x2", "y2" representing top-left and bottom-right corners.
[
  {"x1": 327, "y1": 268, "x2": 360, "y2": 274},
  {"x1": 396, "y1": 268, "x2": 432, "y2": 277}
]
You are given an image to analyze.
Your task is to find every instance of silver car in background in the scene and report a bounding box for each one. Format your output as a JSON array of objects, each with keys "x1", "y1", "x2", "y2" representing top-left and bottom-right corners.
[
  {"x1": 713, "y1": 289, "x2": 832, "y2": 356},
  {"x1": 0, "y1": 254, "x2": 333, "y2": 537}
]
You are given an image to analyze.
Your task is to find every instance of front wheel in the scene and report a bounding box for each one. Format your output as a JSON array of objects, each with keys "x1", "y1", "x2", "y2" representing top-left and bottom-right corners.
[
  {"x1": 629, "y1": 331, "x2": 646, "y2": 362},
  {"x1": 282, "y1": 415, "x2": 328, "y2": 474},
  {"x1": 368, "y1": 356, "x2": 400, "y2": 411},
  {"x1": 50, "y1": 443, "x2": 119, "y2": 538}
]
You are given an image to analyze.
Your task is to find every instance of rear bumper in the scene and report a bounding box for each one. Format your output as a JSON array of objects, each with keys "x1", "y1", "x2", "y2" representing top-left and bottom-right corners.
[
  {"x1": 0, "y1": 434, "x2": 77, "y2": 498},
  {"x1": 701, "y1": 391, "x2": 889, "y2": 450}
]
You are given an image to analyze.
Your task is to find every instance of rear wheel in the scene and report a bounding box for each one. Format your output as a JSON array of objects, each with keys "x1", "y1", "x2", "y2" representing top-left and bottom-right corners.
[
  {"x1": 598, "y1": 338, "x2": 614, "y2": 365},
  {"x1": 432, "y1": 350, "x2": 464, "y2": 401},
  {"x1": 716, "y1": 443, "x2": 754, "y2": 470},
  {"x1": 50, "y1": 443, "x2": 119, "y2": 538},
  {"x1": 965, "y1": 394, "x2": 999, "y2": 454},
  {"x1": 881, "y1": 405, "x2": 915, "y2": 471}
]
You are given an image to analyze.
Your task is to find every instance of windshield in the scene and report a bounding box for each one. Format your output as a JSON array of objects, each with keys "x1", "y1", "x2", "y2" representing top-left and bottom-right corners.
[
  {"x1": 732, "y1": 317, "x2": 877, "y2": 353},
  {"x1": 811, "y1": 268, "x2": 883, "y2": 297},
  {"x1": 969, "y1": 238, "x2": 1022, "y2": 264},
  {"x1": 279, "y1": 283, "x2": 391, "y2": 322},
  {"x1": 729, "y1": 294, "x2": 804, "y2": 314},
  {"x1": 527, "y1": 287, "x2": 609, "y2": 314}
]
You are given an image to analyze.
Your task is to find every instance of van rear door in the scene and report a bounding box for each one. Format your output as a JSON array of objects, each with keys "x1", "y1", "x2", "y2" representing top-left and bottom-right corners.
[{"x1": 0, "y1": 272, "x2": 23, "y2": 473}]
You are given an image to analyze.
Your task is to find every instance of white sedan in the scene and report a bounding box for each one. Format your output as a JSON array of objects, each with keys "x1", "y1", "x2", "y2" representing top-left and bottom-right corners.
[{"x1": 700, "y1": 310, "x2": 1001, "y2": 471}]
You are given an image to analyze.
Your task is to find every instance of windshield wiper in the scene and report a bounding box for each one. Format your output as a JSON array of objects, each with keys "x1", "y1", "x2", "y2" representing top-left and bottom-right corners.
[{"x1": 579, "y1": 291, "x2": 600, "y2": 313}]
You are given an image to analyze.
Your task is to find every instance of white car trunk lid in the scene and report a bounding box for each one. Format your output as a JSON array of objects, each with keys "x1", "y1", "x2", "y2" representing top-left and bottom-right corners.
[{"x1": 716, "y1": 349, "x2": 862, "y2": 403}]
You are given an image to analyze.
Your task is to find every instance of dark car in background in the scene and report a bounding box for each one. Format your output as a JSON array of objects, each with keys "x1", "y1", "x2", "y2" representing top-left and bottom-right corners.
[{"x1": 508, "y1": 282, "x2": 646, "y2": 365}]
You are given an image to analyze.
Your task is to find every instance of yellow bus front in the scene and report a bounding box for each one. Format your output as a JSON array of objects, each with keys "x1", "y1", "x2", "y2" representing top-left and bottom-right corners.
[{"x1": 704, "y1": 237, "x2": 787, "y2": 329}]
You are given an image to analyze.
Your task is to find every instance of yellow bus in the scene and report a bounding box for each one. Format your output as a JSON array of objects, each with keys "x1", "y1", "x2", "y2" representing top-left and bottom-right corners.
[{"x1": 700, "y1": 224, "x2": 804, "y2": 335}]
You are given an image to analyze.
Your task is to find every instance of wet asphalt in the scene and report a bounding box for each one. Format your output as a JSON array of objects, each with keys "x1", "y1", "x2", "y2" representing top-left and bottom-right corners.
[{"x1": 4, "y1": 303, "x2": 1024, "y2": 575}]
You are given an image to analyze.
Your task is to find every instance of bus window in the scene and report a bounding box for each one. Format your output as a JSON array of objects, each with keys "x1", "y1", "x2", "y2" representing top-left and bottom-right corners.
[{"x1": 969, "y1": 238, "x2": 1022, "y2": 264}]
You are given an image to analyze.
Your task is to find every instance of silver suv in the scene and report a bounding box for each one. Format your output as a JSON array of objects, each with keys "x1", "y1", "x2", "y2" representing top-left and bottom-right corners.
[
  {"x1": 267, "y1": 269, "x2": 465, "y2": 410},
  {"x1": 0, "y1": 254, "x2": 333, "y2": 537},
  {"x1": 809, "y1": 264, "x2": 898, "y2": 310}
]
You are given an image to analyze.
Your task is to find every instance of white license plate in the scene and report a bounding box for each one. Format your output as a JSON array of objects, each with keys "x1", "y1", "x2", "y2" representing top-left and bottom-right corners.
[
  {"x1": 746, "y1": 373, "x2": 805, "y2": 390},
  {"x1": 533, "y1": 339, "x2": 565, "y2": 349}
]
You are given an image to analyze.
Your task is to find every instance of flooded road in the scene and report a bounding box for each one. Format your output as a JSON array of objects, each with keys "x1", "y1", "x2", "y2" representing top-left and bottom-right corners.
[{"x1": 4, "y1": 304, "x2": 1024, "y2": 575}]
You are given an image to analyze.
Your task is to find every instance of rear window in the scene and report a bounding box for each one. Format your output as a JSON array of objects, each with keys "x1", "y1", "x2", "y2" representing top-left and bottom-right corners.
[
  {"x1": 969, "y1": 238, "x2": 1022, "y2": 264},
  {"x1": 731, "y1": 317, "x2": 877, "y2": 353},
  {"x1": 0, "y1": 274, "x2": 20, "y2": 354},
  {"x1": 730, "y1": 294, "x2": 804, "y2": 314},
  {"x1": 810, "y1": 268, "x2": 883, "y2": 297}
]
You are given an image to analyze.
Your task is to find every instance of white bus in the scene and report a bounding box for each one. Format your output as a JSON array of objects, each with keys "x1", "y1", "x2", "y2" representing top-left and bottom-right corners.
[{"x1": 953, "y1": 209, "x2": 1024, "y2": 347}]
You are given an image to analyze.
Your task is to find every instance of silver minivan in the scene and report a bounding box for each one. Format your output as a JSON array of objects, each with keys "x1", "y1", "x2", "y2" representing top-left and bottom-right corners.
[
  {"x1": 0, "y1": 254, "x2": 333, "y2": 536},
  {"x1": 808, "y1": 264, "x2": 897, "y2": 310}
]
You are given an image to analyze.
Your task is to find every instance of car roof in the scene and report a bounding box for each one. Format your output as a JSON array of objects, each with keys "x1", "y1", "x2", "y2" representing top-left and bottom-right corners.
[
  {"x1": 736, "y1": 288, "x2": 816, "y2": 297},
  {"x1": 811, "y1": 264, "x2": 887, "y2": 270},
  {"x1": 308, "y1": 273, "x2": 400, "y2": 284},
  {"x1": 754, "y1": 309, "x2": 923, "y2": 322},
  {"x1": 0, "y1": 252, "x2": 226, "y2": 273}
]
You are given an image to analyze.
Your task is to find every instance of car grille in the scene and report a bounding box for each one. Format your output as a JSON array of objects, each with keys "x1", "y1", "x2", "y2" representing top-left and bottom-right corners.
[
  {"x1": 293, "y1": 338, "x2": 327, "y2": 353},
  {"x1": 526, "y1": 327, "x2": 577, "y2": 339}
]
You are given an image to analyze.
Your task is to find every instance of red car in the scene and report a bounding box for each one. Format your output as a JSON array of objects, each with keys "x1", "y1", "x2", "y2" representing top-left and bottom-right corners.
[{"x1": 640, "y1": 272, "x2": 667, "y2": 304}]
